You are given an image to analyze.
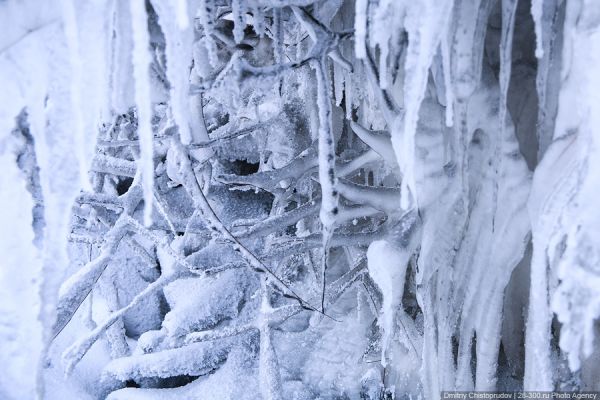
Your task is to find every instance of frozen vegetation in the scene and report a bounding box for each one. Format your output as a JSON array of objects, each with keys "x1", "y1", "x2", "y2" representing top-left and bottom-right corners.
[{"x1": 0, "y1": 0, "x2": 599, "y2": 399}]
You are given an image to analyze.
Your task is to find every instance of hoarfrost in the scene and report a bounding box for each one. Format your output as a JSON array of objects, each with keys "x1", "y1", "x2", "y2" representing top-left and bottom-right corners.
[{"x1": 2, "y1": 0, "x2": 600, "y2": 398}]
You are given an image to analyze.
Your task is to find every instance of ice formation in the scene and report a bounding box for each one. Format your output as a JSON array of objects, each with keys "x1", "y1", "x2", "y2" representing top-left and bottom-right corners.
[{"x1": 1, "y1": 0, "x2": 600, "y2": 399}]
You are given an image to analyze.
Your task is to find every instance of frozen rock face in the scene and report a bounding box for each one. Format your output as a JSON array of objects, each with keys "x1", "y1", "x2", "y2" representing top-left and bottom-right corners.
[{"x1": 1, "y1": 0, "x2": 599, "y2": 399}]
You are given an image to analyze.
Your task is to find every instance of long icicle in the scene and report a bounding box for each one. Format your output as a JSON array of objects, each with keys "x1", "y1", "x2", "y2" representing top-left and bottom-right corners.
[
  {"x1": 313, "y1": 58, "x2": 338, "y2": 313},
  {"x1": 354, "y1": 0, "x2": 368, "y2": 59},
  {"x1": 530, "y1": 0, "x2": 544, "y2": 58},
  {"x1": 494, "y1": 0, "x2": 518, "y2": 232},
  {"x1": 61, "y1": 0, "x2": 90, "y2": 191},
  {"x1": 152, "y1": 0, "x2": 197, "y2": 144},
  {"x1": 198, "y1": 0, "x2": 218, "y2": 67},
  {"x1": 130, "y1": 0, "x2": 154, "y2": 226},
  {"x1": 499, "y1": 0, "x2": 518, "y2": 134},
  {"x1": 398, "y1": 0, "x2": 453, "y2": 208},
  {"x1": 441, "y1": 14, "x2": 454, "y2": 128}
]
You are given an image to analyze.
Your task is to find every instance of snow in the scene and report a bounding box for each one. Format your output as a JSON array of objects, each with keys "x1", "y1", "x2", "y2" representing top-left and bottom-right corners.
[
  {"x1": 162, "y1": 270, "x2": 250, "y2": 338},
  {"x1": 105, "y1": 346, "x2": 259, "y2": 400},
  {"x1": 104, "y1": 340, "x2": 228, "y2": 383}
]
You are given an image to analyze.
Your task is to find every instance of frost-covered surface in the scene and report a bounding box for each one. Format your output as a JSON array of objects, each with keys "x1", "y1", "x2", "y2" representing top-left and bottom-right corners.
[{"x1": 1, "y1": 0, "x2": 600, "y2": 399}]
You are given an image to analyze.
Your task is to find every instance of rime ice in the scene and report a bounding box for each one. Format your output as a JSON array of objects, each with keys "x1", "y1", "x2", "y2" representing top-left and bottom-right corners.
[{"x1": 1, "y1": 1, "x2": 599, "y2": 399}]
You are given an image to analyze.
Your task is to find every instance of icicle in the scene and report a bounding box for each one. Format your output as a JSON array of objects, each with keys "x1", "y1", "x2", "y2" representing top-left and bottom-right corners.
[
  {"x1": 175, "y1": 0, "x2": 189, "y2": 29},
  {"x1": 367, "y1": 240, "x2": 409, "y2": 367},
  {"x1": 350, "y1": 121, "x2": 397, "y2": 166},
  {"x1": 499, "y1": 0, "x2": 518, "y2": 135},
  {"x1": 61, "y1": 0, "x2": 112, "y2": 190},
  {"x1": 397, "y1": 0, "x2": 453, "y2": 208},
  {"x1": 130, "y1": 0, "x2": 154, "y2": 226},
  {"x1": 354, "y1": 0, "x2": 368, "y2": 59},
  {"x1": 61, "y1": 0, "x2": 90, "y2": 191},
  {"x1": 378, "y1": 39, "x2": 389, "y2": 89},
  {"x1": 231, "y1": 0, "x2": 246, "y2": 44},
  {"x1": 110, "y1": 0, "x2": 135, "y2": 114},
  {"x1": 152, "y1": 1, "x2": 202, "y2": 144},
  {"x1": 455, "y1": 330, "x2": 475, "y2": 390},
  {"x1": 452, "y1": 0, "x2": 494, "y2": 103},
  {"x1": 524, "y1": 246, "x2": 553, "y2": 390},
  {"x1": 198, "y1": 0, "x2": 218, "y2": 67},
  {"x1": 345, "y1": 76, "x2": 354, "y2": 120},
  {"x1": 534, "y1": 0, "x2": 560, "y2": 160},
  {"x1": 337, "y1": 180, "x2": 400, "y2": 215},
  {"x1": 527, "y1": 0, "x2": 599, "y2": 382},
  {"x1": 253, "y1": 6, "x2": 265, "y2": 37},
  {"x1": 475, "y1": 292, "x2": 504, "y2": 390},
  {"x1": 313, "y1": 58, "x2": 339, "y2": 312},
  {"x1": 272, "y1": 8, "x2": 283, "y2": 64},
  {"x1": 441, "y1": 21, "x2": 454, "y2": 127},
  {"x1": 531, "y1": 0, "x2": 544, "y2": 58},
  {"x1": 333, "y1": 62, "x2": 345, "y2": 107},
  {"x1": 431, "y1": 51, "x2": 447, "y2": 108},
  {"x1": 494, "y1": 0, "x2": 519, "y2": 233}
]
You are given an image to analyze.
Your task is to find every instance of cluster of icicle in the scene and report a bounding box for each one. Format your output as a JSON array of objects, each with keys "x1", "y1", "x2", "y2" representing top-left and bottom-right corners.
[{"x1": 2, "y1": 0, "x2": 600, "y2": 399}]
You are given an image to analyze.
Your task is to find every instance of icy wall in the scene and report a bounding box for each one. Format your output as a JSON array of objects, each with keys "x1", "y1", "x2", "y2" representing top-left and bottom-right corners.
[{"x1": 0, "y1": 0, "x2": 599, "y2": 399}]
